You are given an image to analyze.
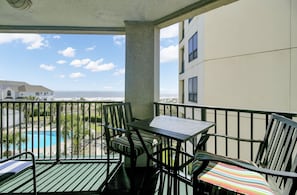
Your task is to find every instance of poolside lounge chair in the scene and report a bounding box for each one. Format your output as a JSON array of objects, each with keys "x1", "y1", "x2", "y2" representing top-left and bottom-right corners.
[{"x1": 0, "y1": 151, "x2": 37, "y2": 195}]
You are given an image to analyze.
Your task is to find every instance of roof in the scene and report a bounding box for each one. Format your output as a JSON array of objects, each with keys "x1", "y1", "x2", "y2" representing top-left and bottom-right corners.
[
  {"x1": 0, "y1": 0, "x2": 237, "y2": 34},
  {"x1": 0, "y1": 80, "x2": 52, "y2": 92},
  {"x1": 0, "y1": 80, "x2": 28, "y2": 86},
  {"x1": 18, "y1": 85, "x2": 53, "y2": 92},
  {"x1": 0, "y1": 80, "x2": 29, "y2": 90}
]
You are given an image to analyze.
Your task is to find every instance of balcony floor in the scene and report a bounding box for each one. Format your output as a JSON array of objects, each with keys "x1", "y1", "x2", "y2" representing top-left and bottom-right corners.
[
  {"x1": 102, "y1": 166, "x2": 160, "y2": 195},
  {"x1": 103, "y1": 166, "x2": 192, "y2": 195},
  {"x1": 0, "y1": 161, "x2": 191, "y2": 195},
  {"x1": 0, "y1": 161, "x2": 118, "y2": 194}
]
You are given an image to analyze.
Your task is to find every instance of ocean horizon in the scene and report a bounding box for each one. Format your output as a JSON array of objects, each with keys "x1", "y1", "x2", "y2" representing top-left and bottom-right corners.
[{"x1": 54, "y1": 91, "x2": 178, "y2": 101}]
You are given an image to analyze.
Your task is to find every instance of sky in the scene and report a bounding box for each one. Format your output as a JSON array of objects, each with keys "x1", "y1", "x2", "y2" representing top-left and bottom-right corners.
[{"x1": 0, "y1": 24, "x2": 178, "y2": 95}]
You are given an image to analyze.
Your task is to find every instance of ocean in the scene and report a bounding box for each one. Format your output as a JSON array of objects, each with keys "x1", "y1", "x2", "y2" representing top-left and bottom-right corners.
[
  {"x1": 54, "y1": 91, "x2": 125, "y2": 101},
  {"x1": 54, "y1": 91, "x2": 177, "y2": 102}
]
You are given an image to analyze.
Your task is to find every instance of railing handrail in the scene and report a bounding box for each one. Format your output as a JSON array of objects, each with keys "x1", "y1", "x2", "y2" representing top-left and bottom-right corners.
[
  {"x1": 0, "y1": 100, "x2": 122, "y2": 103},
  {"x1": 154, "y1": 102, "x2": 297, "y2": 118}
]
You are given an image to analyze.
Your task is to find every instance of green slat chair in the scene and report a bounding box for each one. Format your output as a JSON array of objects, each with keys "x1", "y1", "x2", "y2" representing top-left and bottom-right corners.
[
  {"x1": 0, "y1": 151, "x2": 37, "y2": 195},
  {"x1": 103, "y1": 102, "x2": 157, "y2": 192},
  {"x1": 192, "y1": 113, "x2": 297, "y2": 195}
]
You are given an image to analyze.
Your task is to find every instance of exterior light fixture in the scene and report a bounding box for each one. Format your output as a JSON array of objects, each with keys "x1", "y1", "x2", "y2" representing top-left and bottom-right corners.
[{"x1": 7, "y1": 0, "x2": 32, "y2": 10}]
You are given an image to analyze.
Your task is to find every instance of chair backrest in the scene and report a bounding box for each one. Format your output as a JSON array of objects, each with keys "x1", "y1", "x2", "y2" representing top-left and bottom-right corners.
[
  {"x1": 103, "y1": 102, "x2": 134, "y2": 142},
  {"x1": 255, "y1": 113, "x2": 297, "y2": 194}
]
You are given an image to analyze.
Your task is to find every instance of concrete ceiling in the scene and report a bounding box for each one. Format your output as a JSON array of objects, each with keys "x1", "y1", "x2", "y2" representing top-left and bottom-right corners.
[{"x1": 0, "y1": 0, "x2": 237, "y2": 34}]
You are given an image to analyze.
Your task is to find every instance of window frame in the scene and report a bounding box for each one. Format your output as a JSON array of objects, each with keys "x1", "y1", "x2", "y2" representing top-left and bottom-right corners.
[
  {"x1": 188, "y1": 76, "x2": 197, "y2": 102},
  {"x1": 188, "y1": 32, "x2": 198, "y2": 62}
]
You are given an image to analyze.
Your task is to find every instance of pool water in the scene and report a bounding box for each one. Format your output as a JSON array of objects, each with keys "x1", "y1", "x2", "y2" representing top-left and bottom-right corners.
[{"x1": 10, "y1": 131, "x2": 64, "y2": 150}]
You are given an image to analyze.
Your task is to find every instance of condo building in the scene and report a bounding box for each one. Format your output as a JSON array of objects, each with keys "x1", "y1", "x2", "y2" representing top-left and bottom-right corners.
[
  {"x1": 0, "y1": 80, "x2": 54, "y2": 100},
  {"x1": 178, "y1": 0, "x2": 297, "y2": 113}
]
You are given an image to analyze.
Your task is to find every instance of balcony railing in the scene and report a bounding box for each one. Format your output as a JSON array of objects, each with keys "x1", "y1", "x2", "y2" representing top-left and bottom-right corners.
[
  {"x1": 1, "y1": 100, "x2": 297, "y2": 194},
  {"x1": 0, "y1": 100, "x2": 121, "y2": 161}
]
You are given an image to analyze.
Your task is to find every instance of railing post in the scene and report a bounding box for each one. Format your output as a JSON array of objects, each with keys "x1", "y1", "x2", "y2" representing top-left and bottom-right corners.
[
  {"x1": 154, "y1": 102, "x2": 160, "y2": 116},
  {"x1": 56, "y1": 102, "x2": 61, "y2": 162},
  {"x1": 201, "y1": 107, "x2": 206, "y2": 121},
  {"x1": 0, "y1": 103, "x2": 2, "y2": 159}
]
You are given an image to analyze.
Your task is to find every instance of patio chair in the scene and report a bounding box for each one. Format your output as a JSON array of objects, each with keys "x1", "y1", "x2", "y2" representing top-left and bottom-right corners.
[
  {"x1": 192, "y1": 113, "x2": 297, "y2": 195},
  {"x1": 103, "y1": 102, "x2": 156, "y2": 192},
  {"x1": 0, "y1": 151, "x2": 37, "y2": 195}
]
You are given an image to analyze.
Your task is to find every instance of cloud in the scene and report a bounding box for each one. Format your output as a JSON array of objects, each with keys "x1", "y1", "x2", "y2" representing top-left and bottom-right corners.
[
  {"x1": 68, "y1": 57, "x2": 116, "y2": 72},
  {"x1": 113, "y1": 35, "x2": 125, "y2": 46},
  {"x1": 59, "y1": 74, "x2": 65, "y2": 78},
  {"x1": 113, "y1": 68, "x2": 125, "y2": 76},
  {"x1": 58, "y1": 47, "x2": 75, "y2": 57},
  {"x1": 53, "y1": 35, "x2": 61, "y2": 39},
  {"x1": 86, "y1": 45, "x2": 96, "y2": 51},
  {"x1": 69, "y1": 72, "x2": 85, "y2": 78},
  {"x1": 56, "y1": 60, "x2": 67, "y2": 64},
  {"x1": 85, "y1": 60, "x2": 115, "y2": 72},
  {"x1": 0, "y1": 33, "x2": 47, "y2": 49},
  {"x1": 70, "y1": 58, "x2": 91, "y2": 67},
  {"x1": 160, "y1": 45, "x2": 178, "y2": 63},
  {"x1": 40, "y1": 64, "x2": 55, "y2": 71},
  {"x1": 160, "y1": 24, "x2": 178, "y2": 39}
]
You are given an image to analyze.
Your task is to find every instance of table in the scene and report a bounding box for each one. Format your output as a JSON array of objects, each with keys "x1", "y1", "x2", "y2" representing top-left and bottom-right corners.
[{"x1": 128, "y1": 115, "x2": 214, "y2": 195}]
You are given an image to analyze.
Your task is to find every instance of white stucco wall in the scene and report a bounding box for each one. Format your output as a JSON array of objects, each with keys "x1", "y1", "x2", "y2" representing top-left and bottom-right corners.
[{"x1": 199, "y1": 0, "x2": 296, "y2": 112}]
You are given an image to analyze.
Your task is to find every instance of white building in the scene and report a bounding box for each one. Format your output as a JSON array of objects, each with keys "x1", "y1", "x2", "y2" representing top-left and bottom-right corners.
[
  {"x1": 1, "y1": 109, "x2": 24, "y2": 128},
  {"x1": 0, "y1": 80, "x2": 54, "y2": 100},
  {"x1": 179, "y1": 0, "x2": 297, "y2": 113}
]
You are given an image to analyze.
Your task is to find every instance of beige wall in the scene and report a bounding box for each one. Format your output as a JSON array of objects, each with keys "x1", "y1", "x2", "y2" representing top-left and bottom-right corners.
[
  {"x1": 204, "y1": 50, "x2": 291, "y2": 111},
  {"x1": 292, "y1": 49, "x2": 297, "y2": 112},
  {"x1": 199, "y1": 0, "x2": 297, "y2": 112},
  {"x1": 203, "y1": 0, "x2": 291, "y2": 59},
  {"x1": 291, "y1": 0, "x2": 297, "y2": 112}
]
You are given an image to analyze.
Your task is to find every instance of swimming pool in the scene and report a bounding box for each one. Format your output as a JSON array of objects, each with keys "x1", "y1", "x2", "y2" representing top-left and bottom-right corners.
[{"x1": 9, "y1": 131, "x2": 64, "y2": 150}]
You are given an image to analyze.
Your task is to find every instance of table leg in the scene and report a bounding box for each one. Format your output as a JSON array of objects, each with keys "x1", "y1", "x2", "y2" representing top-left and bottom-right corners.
[{"x1": 173, "y1": 141, "x2": 182, "y2": 195}]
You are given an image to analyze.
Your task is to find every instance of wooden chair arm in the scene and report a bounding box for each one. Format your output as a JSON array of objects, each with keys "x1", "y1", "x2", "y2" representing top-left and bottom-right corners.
[{"x1": 195, "y1": 150, "x2": 297, "y2": 179}]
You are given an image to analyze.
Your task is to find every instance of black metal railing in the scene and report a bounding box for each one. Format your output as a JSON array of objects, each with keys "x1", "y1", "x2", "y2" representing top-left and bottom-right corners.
[
  {"x1": 154, "y1": 102, "x2": 297, "y2": 186},
  {"x1": 0, "y1": 100, "x2": 121, "y2": 161},
  {"x1": 2, "y1": 100, "x2": 297, "y2": 193}
]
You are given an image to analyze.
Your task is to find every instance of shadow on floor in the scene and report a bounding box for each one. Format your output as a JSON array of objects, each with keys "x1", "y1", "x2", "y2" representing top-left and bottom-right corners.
[{"x1": 102, "y1": 166, "x2": 159, "y2": 195}]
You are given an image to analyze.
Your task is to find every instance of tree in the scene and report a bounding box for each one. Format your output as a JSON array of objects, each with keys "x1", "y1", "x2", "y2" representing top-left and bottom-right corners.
[
  {"x1": 1, "y1": 132, "x2": 26, "y2": 157},
  {"x1": 60, "y1": 113, "x2": 90, "y2": 155}
]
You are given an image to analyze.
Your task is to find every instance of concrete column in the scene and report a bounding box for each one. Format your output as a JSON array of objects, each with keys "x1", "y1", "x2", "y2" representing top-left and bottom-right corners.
[{"x1": 125, "y1": 21, "x2": 160, "y2": 119}]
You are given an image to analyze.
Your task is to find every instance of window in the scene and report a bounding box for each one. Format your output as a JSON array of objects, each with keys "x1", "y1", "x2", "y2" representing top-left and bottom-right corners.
[
  {"x1": 180, "y1": 48, "x2": 185, "y2": 74},
  {"x1": 7, "y1": 90, "x2": 11, "y2": 97},
  {"x1": 188, "y1": 77, "x2": 197, "y2": 102},
  {"x1": 188, "y1": 32, "x2": 197, "y2": 62}
]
